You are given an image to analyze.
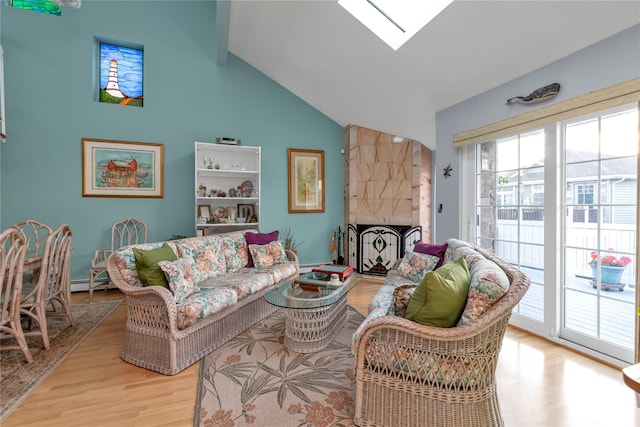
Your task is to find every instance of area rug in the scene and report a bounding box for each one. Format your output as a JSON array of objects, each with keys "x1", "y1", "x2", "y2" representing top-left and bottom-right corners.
[
  {"x1": 0, "y1": 301, "x2": 121, "y2": 421},
  {"x1": 195, "y1": 306, "x2": 365, "y2": 427}
]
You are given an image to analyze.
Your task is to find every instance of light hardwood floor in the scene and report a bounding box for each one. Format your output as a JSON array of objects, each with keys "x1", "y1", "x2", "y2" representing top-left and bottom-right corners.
[{"x1": 3, "y1": 279, "x2": 638, "y2": 427}]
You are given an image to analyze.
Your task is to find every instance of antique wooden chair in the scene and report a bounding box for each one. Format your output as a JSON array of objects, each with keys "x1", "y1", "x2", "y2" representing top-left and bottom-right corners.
[
  {"x1": 0, "y1": 228, "x2": 33, "y2": 363},
  {"x1": 89, "y1": 217, "x2": 147, "y2": 303},
  {"x1": 20, "y1": 224, "x2": 75, "y2": 350}
]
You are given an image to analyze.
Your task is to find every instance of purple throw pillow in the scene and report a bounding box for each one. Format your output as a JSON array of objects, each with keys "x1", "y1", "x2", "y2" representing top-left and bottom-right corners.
[
  {"x1": 413, "y1": 241, "x2": 448, "y2": 269},
  {"x1": 245, "y1": 230, "x2": 279, "y2": 267}
]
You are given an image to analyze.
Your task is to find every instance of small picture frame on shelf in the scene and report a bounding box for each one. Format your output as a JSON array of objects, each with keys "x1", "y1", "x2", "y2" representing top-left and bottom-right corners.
[
  {"x1": 198, "y1": 205, "x2": 212, "y2": 221},
  {"x1": 237, "y1": 203, "x2": 255, "y2": 222}
]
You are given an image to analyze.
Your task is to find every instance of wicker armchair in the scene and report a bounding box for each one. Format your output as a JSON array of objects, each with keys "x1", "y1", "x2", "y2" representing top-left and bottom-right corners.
[{"x1": 352, "y1": 243, "x2": 531, "y2": 427}]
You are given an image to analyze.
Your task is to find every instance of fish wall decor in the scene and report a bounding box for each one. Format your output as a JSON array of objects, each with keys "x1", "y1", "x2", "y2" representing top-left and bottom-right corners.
[{"x1": 506, "y1": 82, "x2": 560, "y2": 105}]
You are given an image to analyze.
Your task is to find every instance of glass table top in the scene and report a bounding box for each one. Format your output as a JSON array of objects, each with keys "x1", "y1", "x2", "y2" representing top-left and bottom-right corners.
[{"x1": 264, "y1": 275, "x2": 361, "y2": 309}]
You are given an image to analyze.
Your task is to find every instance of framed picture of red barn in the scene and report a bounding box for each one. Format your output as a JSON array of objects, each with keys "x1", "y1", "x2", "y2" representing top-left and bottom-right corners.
[{"x1": 82, "y1": 138, "x2": 164, "y2": 198}]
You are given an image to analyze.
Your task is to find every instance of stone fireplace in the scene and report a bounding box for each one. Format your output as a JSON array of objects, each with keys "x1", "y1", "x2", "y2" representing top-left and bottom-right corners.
[{"x1": 344, "y1": 125, "x2": 432, "y2": 275}]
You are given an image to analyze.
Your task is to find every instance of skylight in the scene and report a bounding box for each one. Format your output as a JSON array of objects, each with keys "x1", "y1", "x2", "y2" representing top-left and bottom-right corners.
[{"x1": 338, "y1": 0, "x2": 454, "y2": 50}]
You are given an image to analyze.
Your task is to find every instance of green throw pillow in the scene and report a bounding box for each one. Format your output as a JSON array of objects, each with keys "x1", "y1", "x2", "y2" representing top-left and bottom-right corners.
[
  {"x1": 403, "y1": 256, "x2": 471, "y2": 327},
  {"x1": 133, "y1": 243, "x2": 178, "y2": 288}
]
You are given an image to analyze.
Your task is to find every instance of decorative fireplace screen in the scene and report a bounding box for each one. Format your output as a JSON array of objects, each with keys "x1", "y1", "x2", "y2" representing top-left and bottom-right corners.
[{"x1": 348, "y1": 224, "x2": 422, "y2": 276}]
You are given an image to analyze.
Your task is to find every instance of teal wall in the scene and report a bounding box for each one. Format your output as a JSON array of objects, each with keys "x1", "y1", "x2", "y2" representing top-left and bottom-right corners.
[{"x1": 0, "y1": 1, "x2": 345, "y2": 281}]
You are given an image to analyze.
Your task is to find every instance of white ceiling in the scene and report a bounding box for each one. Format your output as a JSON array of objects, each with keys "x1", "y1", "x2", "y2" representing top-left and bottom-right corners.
[{"x1": 228, "y1": 0, "x2": 640, "y2": 148}]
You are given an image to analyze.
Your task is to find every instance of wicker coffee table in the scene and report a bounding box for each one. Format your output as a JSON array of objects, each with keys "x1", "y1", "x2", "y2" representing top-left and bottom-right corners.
[{"x1": 264, "y1": 275, "x2": 360, "y2": 352}]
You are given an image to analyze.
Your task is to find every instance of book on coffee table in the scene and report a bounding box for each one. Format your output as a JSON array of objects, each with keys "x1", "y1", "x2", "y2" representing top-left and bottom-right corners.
[
  {"x1": 293, "y1": 271, "x2": 347, "y2": 292},
  {"x1": 294, "y1": 271, "x2": 329, "y2": 287},
  {"x1": 311, "y1": 264, "x2": 354, "y2": 280}
]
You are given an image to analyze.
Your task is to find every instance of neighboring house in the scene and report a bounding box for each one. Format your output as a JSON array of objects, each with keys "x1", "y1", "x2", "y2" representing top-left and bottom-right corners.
[
  {"x1": 494, "y1": 155, "x2": 636, "y2": 225},
  {"x1": 565, "y1": 156, "x2": 637, "y2": 225}
]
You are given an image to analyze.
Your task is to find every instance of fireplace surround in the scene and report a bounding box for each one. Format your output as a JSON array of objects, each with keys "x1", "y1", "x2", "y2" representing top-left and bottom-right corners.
[
  {"x1": 348, "y1": 224, "x2": 422, "y2": 276},
  {"x1": 343, "y1": 125, "x2": 432, "y2": 275}
]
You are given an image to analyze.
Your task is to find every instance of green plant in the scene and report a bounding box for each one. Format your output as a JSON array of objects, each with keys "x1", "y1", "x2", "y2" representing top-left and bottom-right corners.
[
  {"x1": 281, "y1": 227, "x2": 303, "y2": 252},
  {"x1": 168, "y1": 234, "x2": 188, "y2": 241}
]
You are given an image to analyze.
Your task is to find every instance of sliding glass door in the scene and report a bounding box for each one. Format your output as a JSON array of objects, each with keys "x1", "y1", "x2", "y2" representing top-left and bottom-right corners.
[
  {"x1": 475, "y1": 130, "x2": 546, "y2": 330},
  {"x1": 561, "y1": 107, "x2": 637, "y2": 363},
  {"x1": 469, "y1": 104, "x2": 637, "y2": 364}
]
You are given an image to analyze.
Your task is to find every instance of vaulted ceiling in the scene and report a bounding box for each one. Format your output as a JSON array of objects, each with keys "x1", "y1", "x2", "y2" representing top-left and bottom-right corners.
[{"x1": 223, "y1": 1, "x2": 640, "y2": 148}]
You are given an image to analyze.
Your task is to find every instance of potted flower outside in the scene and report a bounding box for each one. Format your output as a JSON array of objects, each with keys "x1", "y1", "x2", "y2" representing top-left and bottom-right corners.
[{"x1": 589, "y1": 250, "x2": 632, "y2": 291}]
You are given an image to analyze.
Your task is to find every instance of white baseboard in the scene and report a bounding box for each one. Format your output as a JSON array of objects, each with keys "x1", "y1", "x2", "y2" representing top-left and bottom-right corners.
[{"x1": 70, "y1": 280, "x2": 116, "y2": 293}]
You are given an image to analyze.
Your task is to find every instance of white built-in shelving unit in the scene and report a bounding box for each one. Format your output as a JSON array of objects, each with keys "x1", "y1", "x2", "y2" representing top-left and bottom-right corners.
[{"x1": 194, "y1": 141, "x2": 261, "y2": 235}]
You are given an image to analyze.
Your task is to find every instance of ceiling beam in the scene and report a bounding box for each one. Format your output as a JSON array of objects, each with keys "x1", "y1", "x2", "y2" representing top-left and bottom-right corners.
[{"x1": 216, "y1": 0, "x2": 231, "y2": 65}]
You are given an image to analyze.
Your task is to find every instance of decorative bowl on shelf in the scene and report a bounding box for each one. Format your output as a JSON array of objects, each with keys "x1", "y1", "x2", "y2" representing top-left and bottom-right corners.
[{"x1": 240, "y1": 180, "x2": 253, "y2": 197}]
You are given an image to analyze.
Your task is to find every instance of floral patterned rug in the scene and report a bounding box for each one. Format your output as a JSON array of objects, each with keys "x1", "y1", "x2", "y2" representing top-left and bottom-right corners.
[
  {"x1": 0, "y1": 301, "x2": 120, "y2": 421},
  {"x1": 195, "y1": 306, "x2": 364, "y2": 427}
]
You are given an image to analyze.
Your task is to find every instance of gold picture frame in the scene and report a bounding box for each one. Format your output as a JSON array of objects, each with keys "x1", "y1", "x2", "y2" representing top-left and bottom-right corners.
[
  {"x1": 287, "y1": 148, "x2": 325, "y2": 213},
  {"x1": 82, "y1": 138, "x2": 164, "y2": 198}
]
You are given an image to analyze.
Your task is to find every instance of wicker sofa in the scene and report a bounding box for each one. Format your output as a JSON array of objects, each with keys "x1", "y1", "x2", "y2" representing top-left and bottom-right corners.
[
  {"x1": 106, "y1": 230, "x2": 299, "y2": 375},
  {"x1": 352, "y1": 238, "x2": 530, "y2": 427}
]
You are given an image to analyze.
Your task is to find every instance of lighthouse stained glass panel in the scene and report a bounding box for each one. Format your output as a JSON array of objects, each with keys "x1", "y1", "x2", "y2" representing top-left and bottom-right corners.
[{"x1": 99, "y1": 42, "x2": 143, "y2": 107}]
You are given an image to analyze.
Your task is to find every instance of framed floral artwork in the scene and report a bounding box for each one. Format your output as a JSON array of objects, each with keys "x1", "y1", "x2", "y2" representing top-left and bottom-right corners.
[
  {"x1": 287, "y1": 148, "x2": 325, "y2": 213},
  {"x1": 82, "y1": 138, "x2": 164, "y2": 198}
]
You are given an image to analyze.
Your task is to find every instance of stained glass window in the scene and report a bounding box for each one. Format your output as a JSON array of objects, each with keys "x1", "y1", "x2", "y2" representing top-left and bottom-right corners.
[
  {"x1": 99, "y1": 42, "x2": 144, "y2": 107},
  {"x1": 11, "y1": 0, "x2": 62, "y2": 16}
]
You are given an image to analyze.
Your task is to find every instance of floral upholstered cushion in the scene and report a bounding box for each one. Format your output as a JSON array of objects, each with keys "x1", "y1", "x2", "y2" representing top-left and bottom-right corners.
[
  {"x1": 449, "y1": 246, "x2": 485, "y2": 269},
  {"x1": 248, "y1": 241, "x2": 288, "y2": 269},
  {"x1": 444, "y1": 238, "x2": 469, "y2": 260},
  {"x1": 247, "y1": 261, "x2": 298, "y2": 286},
  {"x1": 388, "y1": 284, "x2": 418, "y2": 316},
  {"x1": 175, "y1": 286, "x2": 238, "y2": 330},
  {"x1": 413, "y1": 241, "x2": 448, "y2": 269},
  {"x1": 365, "y1": 270, "x2": 415, "y2": 313},
  {"x1": 158, "y1": 257, "x2": 201, "y2": 303},
  {"x1": 396, "y1": 251, "x2": 440, "y2": 283},
  {"x1": 245, "y1": 230, "x2": 279, "y2": 267},
  {"x1": 445, "y1": 239, "x2": 486, "y2": 268},
  {"x1": 200, "y1": 270, "x2": 275, "y2": 300},
  {"x1": 367, "y1": 284, "x2": 396, "y2": 313},
  {"x1": 175, "y1": 239, "x2": 225, "y2": 284},
  {"x1": 383, "y1": 269, "x2": 416, "y2": 289},
  {"x1": 457, "y1": 258, "x2": 509, "y2": 326},
  {"x1": 221, "y1": 232, "x2": 250, "y2": 272}
]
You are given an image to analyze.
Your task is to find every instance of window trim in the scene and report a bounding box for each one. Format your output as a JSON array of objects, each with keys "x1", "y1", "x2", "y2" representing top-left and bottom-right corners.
[{"x1": 453, "y1": 78, "x2": 640, "y2": 148}]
